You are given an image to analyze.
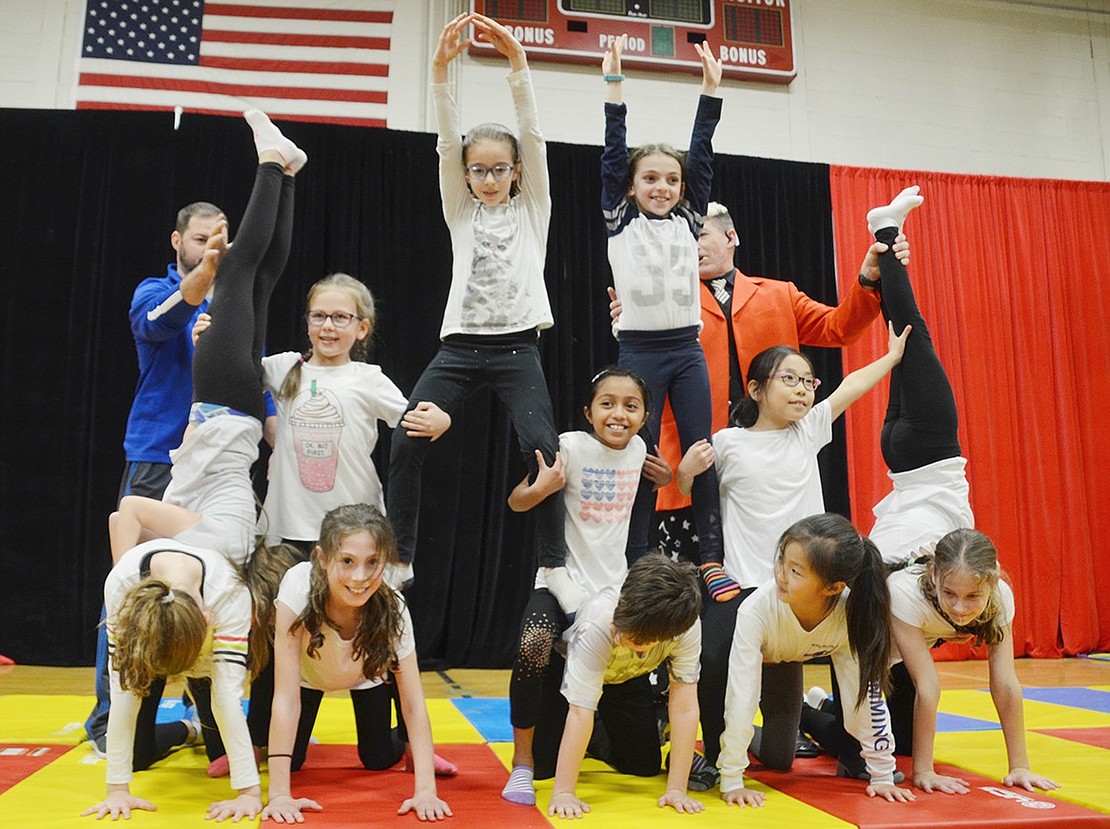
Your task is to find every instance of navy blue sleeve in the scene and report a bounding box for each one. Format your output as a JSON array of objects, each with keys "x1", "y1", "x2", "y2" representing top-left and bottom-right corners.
[
  {"x1": 601, "y1": 102, "x2": 633, "y2": 236},
  {"x1": 682, "y1": 95, "x2": 722, "y2": 220}
]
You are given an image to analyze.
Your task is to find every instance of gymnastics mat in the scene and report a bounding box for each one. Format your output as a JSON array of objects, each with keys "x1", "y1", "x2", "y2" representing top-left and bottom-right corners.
[
  {"x1": 0, "y1": 745, "x2": 62, "y2": 795},
  {"x1": 745, "y1": 755, "x2": 1109, "y2": 828}
]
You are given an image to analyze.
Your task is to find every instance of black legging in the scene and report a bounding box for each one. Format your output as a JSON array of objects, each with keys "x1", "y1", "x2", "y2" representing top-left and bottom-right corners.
[
  {"x1": 509, "y1": 588, "x2": 568, "y2": 730},
  {"x1": 875, "y1": 226, "x2": 961, "y2": 473},
  {"x1": 192, "y1": 162, "x2": 293, "y2": 421},
  {"x1": 290, "y1": 682, "x2": 408, "y2": 771}
]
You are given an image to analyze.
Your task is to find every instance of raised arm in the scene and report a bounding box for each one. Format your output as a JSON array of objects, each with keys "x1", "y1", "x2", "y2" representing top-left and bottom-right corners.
[
  {"x1": 826, "y1": 321, "x2": 910, "y2": 421},
  {"x1": 681, "y1": 43, "x2": 723, "y2": 217},
  {"x1": 432, "y1": 14, "x2": 474, "y2": 223},
  {"x1": 600, "y1": 36, "x2": 630, "y2": 215}
]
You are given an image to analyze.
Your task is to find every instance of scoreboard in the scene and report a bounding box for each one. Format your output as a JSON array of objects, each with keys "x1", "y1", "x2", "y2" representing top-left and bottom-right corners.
[{"x1": 469, "y1": 0, "x2": 796, "y2": 84}]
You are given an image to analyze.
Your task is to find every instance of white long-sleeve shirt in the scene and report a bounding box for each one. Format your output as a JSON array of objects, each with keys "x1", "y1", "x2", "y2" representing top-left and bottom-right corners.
[{"x1": 719, "y1": 582, "x2": 895, "y2": 792}]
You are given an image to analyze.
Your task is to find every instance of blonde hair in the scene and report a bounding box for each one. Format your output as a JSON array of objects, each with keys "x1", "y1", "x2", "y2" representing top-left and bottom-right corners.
[
  {"x1": 294, "y1": 504, "x2": 405, "y2": 681},
  {"x1": 915, "y1": 528, "x2": 1007, "y2": 647},
  {"x1": 279, "y1": 273, "x2": 377, "y2": 401},
  {"x1": 111, "y1": 578, "x2": 207, "y2": 696}
]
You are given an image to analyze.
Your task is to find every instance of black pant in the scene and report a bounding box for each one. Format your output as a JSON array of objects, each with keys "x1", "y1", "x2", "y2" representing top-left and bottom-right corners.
[
  {"x1": 875, "y1": 226, "x2": 961, "y2": 473},
  {"x1": 532, "y1": 653, "x2": 661, "y2": 780},
  {"x1": 129, "y1": 676, "x2": 214, "y2": 771},
  {"x1": 698, "y1": 584, "x2": 803, "y2": 769},
  {"x1": 192, "y1": 163, "x2": 293, "y2": 421},
  {"x1": 800, "y1": 661, "x2": 914, "y2": 768},
  {"x1": 291, "y1": 682, "x2": 408, "y2": 771},
  {"x1": 509, "y1": 588, "x2": 568, "y2": 730}
]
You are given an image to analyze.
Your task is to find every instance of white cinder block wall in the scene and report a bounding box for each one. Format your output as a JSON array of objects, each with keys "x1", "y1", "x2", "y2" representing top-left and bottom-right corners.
[{"x1": 4, "y1": 0, "x2": 1110, "y2": 181}]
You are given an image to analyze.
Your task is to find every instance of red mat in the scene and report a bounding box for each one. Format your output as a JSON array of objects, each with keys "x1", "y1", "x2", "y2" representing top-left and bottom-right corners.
[
  {"x1": 287, "y1": 743, "x2": 551, "y2": 827},
  {"x1": 746, "y1": 755, "x2": 1106, "y2": 828},
  {"x1": 1034, "y1": 726, "x2": 1110, "y2": 751},
  {"x1": 0, "y1": 745, "x2": 64, "y2": 795}
]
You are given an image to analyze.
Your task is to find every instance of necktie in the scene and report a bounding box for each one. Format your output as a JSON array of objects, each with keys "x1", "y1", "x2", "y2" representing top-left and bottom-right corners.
[{"x1": 709, "y1": 277, "x2": 730, "y2": 306}]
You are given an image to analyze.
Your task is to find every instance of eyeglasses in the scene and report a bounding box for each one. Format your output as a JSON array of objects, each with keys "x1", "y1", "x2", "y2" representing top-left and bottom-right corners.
[
  {"x1": 771, "y1": 371, "x2": 821, "y2": 391},
  {"x1": 306, "y1": 311, "x2": 362, "y2": 329},
  {"x1": 465, "y1": 163, "x2": 514, "y2": 181}
]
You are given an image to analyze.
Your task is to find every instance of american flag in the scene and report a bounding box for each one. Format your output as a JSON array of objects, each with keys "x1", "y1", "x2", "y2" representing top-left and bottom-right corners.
[{"x1": 76, "y1": 0, "x2": 393, "y2": 127}]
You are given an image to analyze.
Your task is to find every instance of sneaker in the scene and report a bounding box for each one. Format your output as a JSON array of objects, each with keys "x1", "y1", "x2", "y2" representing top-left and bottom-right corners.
[
  {"x1": 687, "y1": 752, "x2": 719, "y2": 792},
  {"x1": 87, "y1": 734, "x2": 106, "y2": 759},
  {"x1": 835, "y1": 760, "x2": 905, "y2": 784},
  {"x1": 805, "y1": 686, "x2": 829, "y2": 711},
  {"x1": 795, "y1": 729, "x2": 820, "y2": 758}
]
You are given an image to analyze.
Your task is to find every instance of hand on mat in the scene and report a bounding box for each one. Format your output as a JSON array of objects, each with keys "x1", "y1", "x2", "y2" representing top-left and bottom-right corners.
[
  {"x1": 547, "y1": 791, "x2": 590, "y2": 819},
  {"x1": 642, "y1": 447, "x2": 673, "y2": 490},
  {"x1": 397, "y1": 790, "x2": 452, "y2": 821},
  {"x1": 866, "y1": 782, "x2": 916, "y2": 802},
  {"x1": 658, "y1": 788, "x2": 704, "y2": 813},
  {"x1": 402, "y1": 401, "x2": 452, "y2": 442},
  {"x1": 82, "y1": 788, "x2": 157, "y2": 820},
  {"x1": 206, "y1": 791, "x2": 263, "y2": 822},
  {"x1": 1004, "y1": 767, "x2": 1060, "y2": 792},
  {"x1": 914, "y1": 770, "x2": 970, "y2": 795},
  {"x1": 260, "y1": 794, "x2": 323, "y2": 823},
  {"x1": 721, "y1": 787, "x2": 765, "y2": 808}
]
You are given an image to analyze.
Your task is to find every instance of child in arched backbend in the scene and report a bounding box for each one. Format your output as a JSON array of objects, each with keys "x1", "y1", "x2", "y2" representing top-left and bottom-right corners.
[
  {"x1": 500, "y1": 367, "x2": 653, "y2": 806},
  {"x1": 83, "y1": 110, "x2": 305, "y2": 822},
  {"x1": 719, "y1": 514, "x2": 916, "y2": 807},
  {"x1": 387, "y1": 12, "x2": 576, "y2": 605},
  {"x1": 800, "y1": 190, "x2": 1058, "y2": 793},
  {"x1": 193, "y1": 273, "x2": 453, "y2": 772},
  {"x1": 260, "y1": 504, "x2": 452, "y2": 823},
  {"x1": 675, "y1": 322, "x2": 909, "y2": 785},
  {"x1": 601, "y1": 35, "x2": 727, "y2": 585}
]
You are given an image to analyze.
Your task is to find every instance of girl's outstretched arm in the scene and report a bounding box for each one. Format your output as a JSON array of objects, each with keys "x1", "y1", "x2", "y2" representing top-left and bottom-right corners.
[
  {"x1": 989, "y1": 625, "x2": 1060, "y2": 792},
  {"x1": 260, "y1": 603, "x2": 322, "y2": 823},
  {"x1": 472, "y1": 13, "x2": 526, "y2": 71},
  {"x1": 395, "y1": 650, "x2": 453, "y2": 821},
  {"x1": 827, "y1": 321, "x2": 910, "y2": 421},
  {"x1": 431, "y1": 12, "x2": 473, "y2": 83},
  {"x1": 603, "y1": 34, "x2": 625, "y2": 105},
  {"x1": 694, "y1": 41, "x2": 722, "y2": 97},
  {"x1": 893, "y1": 617, "x2": 970, "y2": 794}
]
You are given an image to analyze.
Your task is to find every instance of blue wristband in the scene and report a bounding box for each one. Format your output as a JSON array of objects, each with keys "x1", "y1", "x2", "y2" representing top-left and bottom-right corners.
[{"x1": 603, "y1": 73, "x2": 625, "y2": 83}]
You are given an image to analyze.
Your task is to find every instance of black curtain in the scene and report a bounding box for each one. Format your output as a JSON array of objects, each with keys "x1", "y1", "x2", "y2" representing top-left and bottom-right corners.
[{"x1": 0, "y1": 110, "x2": 841, "y2": 668}]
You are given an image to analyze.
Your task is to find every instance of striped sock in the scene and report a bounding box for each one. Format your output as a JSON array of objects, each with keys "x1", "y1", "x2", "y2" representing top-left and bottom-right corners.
[
  {"x1": 501, "y1": 764, "x2": 536, "y2": 806},
  {"x1": 700, "y1": 563, "x2": 741, "y2": 603}
]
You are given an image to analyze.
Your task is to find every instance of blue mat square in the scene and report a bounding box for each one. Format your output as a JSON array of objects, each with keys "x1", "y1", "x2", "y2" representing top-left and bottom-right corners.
[
  {"x1": 154, "y1": 696, "x2": 249, "y2": 724},
  {"x1": 1019, "y1": 686, "x2": 1110, "y2": 714},
  {"x1": 937, "y1": 711, "x2": 1000, "y2": 732},
  {"x1": 451, "y1": 697, "x2": 512, "y2": 742}
]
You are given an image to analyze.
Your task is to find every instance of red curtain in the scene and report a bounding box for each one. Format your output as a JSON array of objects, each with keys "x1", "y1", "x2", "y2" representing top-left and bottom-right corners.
[{"x1": 830, "y1": 166, "x2": 1110, "y2": 658}]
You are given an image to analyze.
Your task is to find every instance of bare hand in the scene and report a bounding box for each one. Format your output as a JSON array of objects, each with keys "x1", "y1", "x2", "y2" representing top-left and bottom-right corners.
[
  {"x1": 192, "y1": 311, "x2": 211, "y2": 346},
  {"x1": 914, "y1": 770, "x2": 970, "y2": 795},
  {"x1": 188, "y1": 217, "x2": 229, "y2": 292},
  {"x1": 1004, "y1": 767, "x2": 1060, "y2": 792},
  {"x1": 607, "y1": 286, "x2": 622, "y2": 324},
  {"x1": 642, "y1": 448, "x2": 673, "y2": 490},
  {"x1": 658, "y1": 788, "x2": 704, "y2": 813},
  {"x1": 82, "y1": 791, "x2": 157, "y2": 820},
  {"x1": 206, "y1": 792, "x2": 263, "y2": 822},
  {"x1": 471, "y1": 13, "x2": 526, "y2": 70},
  {"x1": 722, "y1": 788, "x2": 765, "y2": 808},
  {"x1": 887, "y1": 321, "x2": 911, "y2": 363},
  {"x1": 532, "y1": 449, "x2": 566, "y2": 496},
  {"x1": 693, "y1": 41, "x2": 723, "y2": 94},
  {"x1": 866, "y1": 782, "x2": 917, "y2": 802},
  {"x1": 261, "y1": 793, "x2": 323, "y2": 823},
  {"x1": 402, "y1": 401, "x2": 452, "y2": 441},
  {"x1": 548, "y1": 791, "x2": 590, "y2": 819},
  {"x1": 677, "y1": 439, "x2": 714, "y2": 495},
  {"x1": 602, "y1": 34, "x2": 625, "y2": 75},
  {"x1": 858, "y1": 233, "x2": 909, "y2": 283},
  {"x1": 397, "y1": 791, "x2": 453, "y2": 821},
  {"x1": 432, "y1": 12, "x2": 474, "y2": 79}
]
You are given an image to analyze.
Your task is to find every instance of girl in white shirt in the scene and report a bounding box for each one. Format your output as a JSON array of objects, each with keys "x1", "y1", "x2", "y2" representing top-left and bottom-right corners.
[
  {"x1": 719, "y1": 513, "x2": 915, "y2": 806},
  {"x1": 261, "y1": 504, "x2": 452, "y2": 823}
]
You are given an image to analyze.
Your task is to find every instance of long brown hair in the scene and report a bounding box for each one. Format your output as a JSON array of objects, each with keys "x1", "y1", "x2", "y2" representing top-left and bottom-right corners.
[
  {"x1": 293, "y1": 504, "x2": 404, "y2": 681},
  {"x1": 279, "y1": 273, "x2": 377, "y2": 402},
  {"x1": 778, "y1": 513, "x2": 892, "y2": 708},
  {"x1": 242, "y1": 541, "x2": 303, "y2": 678},
  {"x1": 111, "y1": 578, "x2": 207, "y2": 696}
]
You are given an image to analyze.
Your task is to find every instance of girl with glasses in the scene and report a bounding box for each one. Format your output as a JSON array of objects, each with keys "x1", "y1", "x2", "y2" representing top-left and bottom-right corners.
[
  {"x1": 386, "y1": 12, "x2": 577, "y2": 605},
  {"x1": 260, "y1": 504, "x2": 452, "y2": 823},
  {"x1": 673, "y1": 301, "x2": 909, "y2": 787}
]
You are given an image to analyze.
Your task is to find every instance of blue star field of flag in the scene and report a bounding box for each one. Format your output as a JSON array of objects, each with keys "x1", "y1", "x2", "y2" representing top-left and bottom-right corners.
[{"x1": 82, "y1": 0, "x2": 203, "y2": 65}]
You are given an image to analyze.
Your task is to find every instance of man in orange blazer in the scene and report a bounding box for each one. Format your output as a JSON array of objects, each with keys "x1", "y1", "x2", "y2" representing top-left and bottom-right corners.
[{"x1": 649, "y1": 202, "x2": 909, "y2": 569}]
